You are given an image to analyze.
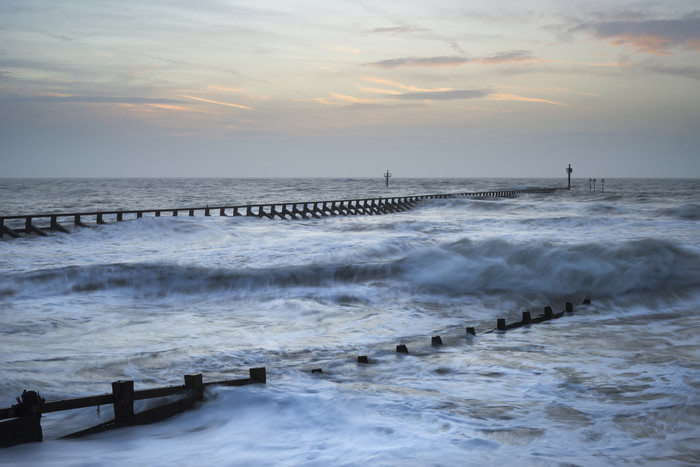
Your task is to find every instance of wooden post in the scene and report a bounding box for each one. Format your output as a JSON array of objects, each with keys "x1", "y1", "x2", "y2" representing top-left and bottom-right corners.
[
  {"x1": 396, "y1": 344, "x2": 408, "y2": 353},
  {"x1": 50, "y1": 216, "x2": 70, "y2": 233},
  {"x1": 249, "y1": 367, "x2": 266, "y2": 384},
  {"x1": 111, "y1": 380, "x2": 135, "y2": 425},
  {"x1": 0, "y1": 391, "x2": 44, "y2": 447},
  {"x1": 466, "y1": 327, "x2": 476, "y2": 336},
  {"x1": 431, "y1": 336, "x2": 443, "y2": 347},
  {"x1": 522, "y1": 311, "x2": 532, "y2": 324},
  {"x1": 357, "y1": 356, "x2": 369, "y2": 364},
  {"x1": 544, "y1": 306, "x2": 553, "y2": 320},
  {"x1": 497, "y1": 318, "x2": 507, "y2": 331},
  {"x1": 566, "y1": 302, "x2": 574, "y2": 313},
  {"x1": 184, "y1": 374, "x2": 204, "y2": 402}
]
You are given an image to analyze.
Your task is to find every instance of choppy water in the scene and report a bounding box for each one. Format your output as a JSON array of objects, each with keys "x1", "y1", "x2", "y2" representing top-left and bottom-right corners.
[{"x1": 1, "y1": 178, "x2": 699, "y2": 466}]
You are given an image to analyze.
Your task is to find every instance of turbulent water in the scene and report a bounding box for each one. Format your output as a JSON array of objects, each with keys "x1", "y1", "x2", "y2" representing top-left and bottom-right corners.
[{"x1": 1, "y1": 177, "x2": 699, "y2": 466}]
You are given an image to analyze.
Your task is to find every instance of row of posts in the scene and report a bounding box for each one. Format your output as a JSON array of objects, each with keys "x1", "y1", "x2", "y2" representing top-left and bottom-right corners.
[
  {"x1": 312, "y1": 301, "x2": 588, "y2": 369},
  {"x1": 588, "y1": 178, "x2": 605, "y2": 191}
]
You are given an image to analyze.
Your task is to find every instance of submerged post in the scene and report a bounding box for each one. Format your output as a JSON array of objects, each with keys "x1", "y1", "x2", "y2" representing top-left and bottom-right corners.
[
  {"x1": 111, "y1": 380, "x2": 135, "y2": 425},
  {"x1": 384, "y1": 169, "x2": 391, "y2": 187},
  {"x1": 566, "y1": 164, "x2": 573, "y2": 190}
]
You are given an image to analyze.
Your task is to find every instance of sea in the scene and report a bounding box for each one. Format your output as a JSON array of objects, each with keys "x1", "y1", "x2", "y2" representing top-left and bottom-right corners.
[{"x1": 0, "y1": 177, "x2": 698, "y2": 466}]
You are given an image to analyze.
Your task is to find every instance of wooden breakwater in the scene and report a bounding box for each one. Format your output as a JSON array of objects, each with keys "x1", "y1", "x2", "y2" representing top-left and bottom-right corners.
[
  {"x1": 0, "y1": 368, "x2": 266, "y2": 448},
  {"x1": 338, "y1": 300, "x2": 588, "y2": 365},
  {"x1": 0, "y1": 188, "x2": 559, "y2": 238},
  {"x1": 1, "y1": 298, "x2": 590, "y2": 448}
]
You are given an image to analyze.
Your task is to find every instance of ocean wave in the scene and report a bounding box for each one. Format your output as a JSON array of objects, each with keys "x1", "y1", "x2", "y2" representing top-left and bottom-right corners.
[
  {"x1": 3, "y1": 238, "x2": 697, "y2": 303},
  {"x1": 656, "y1": 204, "x2": 700, "y2": 221},
  {"x1": 399, "y1": 237, "x2": 700, "y2": 297}
]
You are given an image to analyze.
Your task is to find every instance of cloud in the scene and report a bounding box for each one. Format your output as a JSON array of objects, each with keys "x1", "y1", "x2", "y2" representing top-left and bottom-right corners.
[
  {"x1": 572, "y1": 13, "x2": 700, "y2": 55},
  {"x1": 474, "y1": 50, "x2": 545, "y2": 64},
  {"x1": 371, "y1": 26, "x2": 429, "y2": 34},
  {"x1": 448, "y1": 41, "x2": 466, "y2": 55},
  {"x1": 180, "y1": 95, "x2": 253, "y2": 110},
  {"x1": 2, "y1": 95, "x2": 185, "y2": 105},
  {"x1": 207, "y1": 85, "x2": 269, "y2": 100},
  {"x1": 325, "y1": 45, "x2": 361, "y2": 55},
  {"x1": 637, "y1": 62, "x2": 700, "y2": 81},
  {"x1": 363, "y1": 56, "x2": 470, "y2": 69},
  {"x1": 363, "y1": 50, "x2": 545, "y2": 68},
  {"x1": 362, "y1": 77, "x2": 451, "y2": 93},
  {"x1": 392, "y1": 89, "x2": 491, "y2": 100},
  {"x1": 485, "y1": 93, "x2": 566, "y2": 106}
]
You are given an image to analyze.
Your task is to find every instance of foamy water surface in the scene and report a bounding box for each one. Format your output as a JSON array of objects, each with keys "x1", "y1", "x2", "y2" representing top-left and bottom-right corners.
[{"x1": 1, "y1": 178, "x2": 699, "y2": 465}]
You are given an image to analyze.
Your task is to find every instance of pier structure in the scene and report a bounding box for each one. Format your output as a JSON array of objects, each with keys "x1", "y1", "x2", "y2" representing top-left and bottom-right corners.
[{"x1": 1, "y1": 187, "x2": 559, "y2": 239}]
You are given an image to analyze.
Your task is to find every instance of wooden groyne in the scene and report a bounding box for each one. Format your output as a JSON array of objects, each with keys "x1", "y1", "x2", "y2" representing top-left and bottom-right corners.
[
  {"x1": 1, "y1": 298, "x2": 590, "y2": 448},
  {"x1": 0, "y1": 368, "x2": 266, "y2": 448},
  {"x1": 0, "y1": 188, "x2": 559, "y2": 238}
]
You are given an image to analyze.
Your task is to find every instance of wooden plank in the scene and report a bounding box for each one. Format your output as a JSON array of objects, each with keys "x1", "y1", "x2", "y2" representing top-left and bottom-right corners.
[
  {"x1": 43, "y1": 394, "x2": 113, "y2": 414},
  {"x1": 203, "y1": 378, "x2": 253, "y2": 388},
  {"x1": 133, "y1": 385, "x2": 186, "y2": 401}
]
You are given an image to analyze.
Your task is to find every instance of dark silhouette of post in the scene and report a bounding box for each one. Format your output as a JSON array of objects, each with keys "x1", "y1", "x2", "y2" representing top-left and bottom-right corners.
[
  {"x1": 601, "y1": 178, "x2": 605, "y2": 192},
  {"x1": 566, "y1": 164, "x2": 573, "y2": 189},
  {"x1": 384, "y1": 170, "x2": 391, "y2": 187}
]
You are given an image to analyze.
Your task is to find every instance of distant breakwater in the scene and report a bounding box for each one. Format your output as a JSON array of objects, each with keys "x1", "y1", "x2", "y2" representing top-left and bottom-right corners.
[{"x1": 0, "y1": 187, "x2": 559, "y2": 239}]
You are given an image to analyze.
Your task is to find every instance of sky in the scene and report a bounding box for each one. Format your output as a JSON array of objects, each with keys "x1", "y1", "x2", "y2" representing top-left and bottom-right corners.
[{"x1": 1, "y1": 0, "x2": 699, "y2": 178}]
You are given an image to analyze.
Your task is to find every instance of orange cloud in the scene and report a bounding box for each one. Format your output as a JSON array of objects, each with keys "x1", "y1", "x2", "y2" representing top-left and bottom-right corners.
[
  {"x1": 180, "y1": 95, "x2": 253, "y2": 110},
  {"x1": 485, "y1": 93, "x2": 567, "y2": 106},
  {"x1": 363, "y1": 77, "x2": 451, "y2": 93}
]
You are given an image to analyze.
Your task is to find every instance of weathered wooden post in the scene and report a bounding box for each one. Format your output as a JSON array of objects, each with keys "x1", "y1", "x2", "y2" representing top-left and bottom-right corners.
[
  {"x1": 111, "y1": 380, "x2": 135, "y2": 426},
  {"x1": 249, "y1": 367, "x2": 266, "y2": 384},
  {"x1": 544, "y1": 306, "x2": 553, "y2": 320},
  {"x1": 184, "y1": 374, "x2": 204, "y2": 402},
  {"x1": 384, "y1": 170, "x2": 391, "y2": 187},
  {"x1": 396, "y1": 344, "x2": 408, "y2": 353},
  {"x1": 357, "y1": 356, "x2": 369, "y2": 364},
  {"x1": 497, "y1": 318, "x2": 507, "y2": 331},
  {"x1": 0, "y1": 391, "x2": 44, "y2": 447},
  {"x1": 566, "y1": 164, "x2": 573, "y2": 190},
  {"x1": 566, "y1": 302, "x2": 574, "y2": 313},
  {"x1": 522, "y1": 311, "x2": 532, "y2": 325},
  {"x1": 432, "y1": 336, "x2": 443, "y2": 347},
  {"x1": 466, "y1": 327, "x2": 476, "y2": 336},
  {"x1": 50, "y1": 216, "x2": 70, "y2": 233}
]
